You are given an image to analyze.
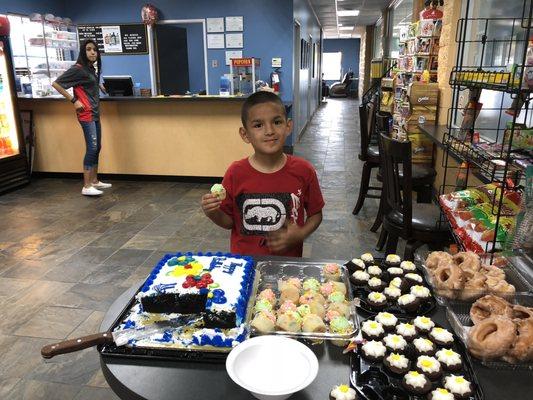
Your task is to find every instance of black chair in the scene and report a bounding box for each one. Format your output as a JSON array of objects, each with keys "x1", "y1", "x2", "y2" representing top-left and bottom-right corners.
[
  {"x1": 352, "y1": 97, "x2": 381, "y2": 215},
  {"x1": 378, "y1": 132, "x2": 451, "y2": 260}
]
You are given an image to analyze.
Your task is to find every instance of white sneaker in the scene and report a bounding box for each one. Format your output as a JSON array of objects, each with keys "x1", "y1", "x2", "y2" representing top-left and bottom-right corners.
[
  {"x1": 92, "y1": 181, "x2": 112, "y2": 189},
  {"x1": 82, "y1": 186, "x2": 103, "y2": 196}
]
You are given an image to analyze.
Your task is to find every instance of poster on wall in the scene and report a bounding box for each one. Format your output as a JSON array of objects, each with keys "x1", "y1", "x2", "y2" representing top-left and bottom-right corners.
[
  {"x1": 207, "y1": 17, "x2": 224, "y2": 33},
  {"x1": 207, "y1": 34, "x2": 225, "y2": 49},
  {"x1": 225, "y1": 16, "x2": 243, "y2": 31},
  {"x1": 226, "y1": 50, "x2": 243, "y2": 65},
  {"x1": 77, "y1": 24, "x2": 148, "y2": 55},
  {"x1": 225, "y1": 33, "x2": 243, "y2": 48}
]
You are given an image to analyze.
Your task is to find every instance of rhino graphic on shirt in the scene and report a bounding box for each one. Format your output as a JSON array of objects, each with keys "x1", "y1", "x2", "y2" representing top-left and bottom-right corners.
[
  {"x1": 236, "y1": 193, "x2": 291, "y2": 235},
  {"x1": 244, "y1": 206, "x2": 280, "y2": 223}
]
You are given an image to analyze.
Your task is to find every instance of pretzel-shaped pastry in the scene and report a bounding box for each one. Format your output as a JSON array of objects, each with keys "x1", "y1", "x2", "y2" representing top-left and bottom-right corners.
[
  {"x1": 503, "y1": 318, "x2": 533, "y2": 363},
  {"x1": 425, "y1": 251, "x2": 453, "y2": 272},
  {"x1": 470, "y1": 295, "x2": 513, "y2": 325},
  {"x1": 511, "y1": 305, "x2": 533, "y2": 322},
  {"x1": 453, "y1": 252, "x2": 481, "y2": 278},
  {"x1": 467, "y1": 316, "x2": 516, "y2": 359},
  {"x1": 433, "y1": 263, "x2": 464, "y2": 299}
]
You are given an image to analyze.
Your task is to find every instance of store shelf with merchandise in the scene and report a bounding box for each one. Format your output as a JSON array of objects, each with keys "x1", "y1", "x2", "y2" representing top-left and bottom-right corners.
[{"x1": 439, "y1": 5, "x2": 532, "y2": 257}]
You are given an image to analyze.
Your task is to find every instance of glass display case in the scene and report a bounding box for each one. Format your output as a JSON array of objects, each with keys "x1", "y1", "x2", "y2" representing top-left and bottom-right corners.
[
  {"x1": 8, "y1": 14, "x2": 78, "y2": 98},
  {"x1": 230, "y1": 57, "x2": 261, "y2": 96}
]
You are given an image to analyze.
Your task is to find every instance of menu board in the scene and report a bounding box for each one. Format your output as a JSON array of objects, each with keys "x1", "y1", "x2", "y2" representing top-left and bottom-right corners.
[{"x1": 77, "y1": 24, "x2": 148, "y2": 55}]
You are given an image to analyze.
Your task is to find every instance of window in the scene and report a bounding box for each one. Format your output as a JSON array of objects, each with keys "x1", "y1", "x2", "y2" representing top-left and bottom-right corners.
[
  {"x1": 389, "y1": 0, "x2": 413, "y2": 58},
  {"x1": 322, "y1": 52, "x2": 342, "y2": 80},
  {"x1": 373, "y1": 19, "x2": 383, "y2": 59}
]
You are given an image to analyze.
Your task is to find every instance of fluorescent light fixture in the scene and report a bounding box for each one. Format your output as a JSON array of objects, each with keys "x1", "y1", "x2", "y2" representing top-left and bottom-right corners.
[
  {"x1": 340, "y1": 34, "x2": 351, "y2": 38},
  {"x1": 339, "y1": 26, "x2": 354, "y2": 30},
  {"x1": 338, "y1": 10, "x2": 360, "y2": 17}
]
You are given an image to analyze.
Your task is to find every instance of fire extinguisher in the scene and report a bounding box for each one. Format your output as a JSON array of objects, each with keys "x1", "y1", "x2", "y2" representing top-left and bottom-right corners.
[{"x1": 271, "y1": 69, "x2": 280, "y2": 94}]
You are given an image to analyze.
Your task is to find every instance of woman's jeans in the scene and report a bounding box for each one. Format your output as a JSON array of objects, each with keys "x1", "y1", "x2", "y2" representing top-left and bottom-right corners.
[{"x1": 79, "y1": 120, "x2": 101, "y2": 170}]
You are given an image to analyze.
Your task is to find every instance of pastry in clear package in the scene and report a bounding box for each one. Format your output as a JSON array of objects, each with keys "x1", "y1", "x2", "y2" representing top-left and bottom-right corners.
[
  {"x1": 425, "y1": 251, "x2": 453, "y2": 272},
  {"x1": 279, "y1": 284, "x2": 299, "y2": 304},
  {"x1": 302, "y1": 313, "x2": 327, "y2": 333},
  {"x1": 250, "y1": 310, "x2": 276, "y2": 333},
  {"x1": 276, "y1": 310, "x2": 302, "y2": 332},
  {"x1": 323, "y1": 263, "x2": 342, "y2": 281},
  {"x1": 503, "y1": 318, "x2": 533, "y2": 363},
  {"x1": 467, "y1": 316, "x2": 516, "y2": 359},
  {"x1": 470, "y1": 294, "x2": 513, "y2": 325},
  {"x1": 308, "y1": 299, "x2": 326, "y2": 319}
]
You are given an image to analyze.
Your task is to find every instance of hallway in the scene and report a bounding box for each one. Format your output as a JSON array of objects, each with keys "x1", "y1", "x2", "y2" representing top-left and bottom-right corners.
[{"x1": 0, "y1": 98, "x2": 381, "y2": 399}]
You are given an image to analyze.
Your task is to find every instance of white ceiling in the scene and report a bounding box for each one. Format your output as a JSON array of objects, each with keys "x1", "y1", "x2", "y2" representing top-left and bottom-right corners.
[{"x1": 309, "y1": 0, "x2": 391, "y2": 38}]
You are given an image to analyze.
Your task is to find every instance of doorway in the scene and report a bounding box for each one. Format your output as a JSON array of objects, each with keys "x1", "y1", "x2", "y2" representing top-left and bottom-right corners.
[{"x1": 293, "y1": 20, "x2": 301, "y2": 138}]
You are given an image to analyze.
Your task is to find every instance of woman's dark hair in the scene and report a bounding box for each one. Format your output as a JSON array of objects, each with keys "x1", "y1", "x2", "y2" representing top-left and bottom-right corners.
[{"x1": 76, "y1": 39, "x2": 101, "y2": 77}]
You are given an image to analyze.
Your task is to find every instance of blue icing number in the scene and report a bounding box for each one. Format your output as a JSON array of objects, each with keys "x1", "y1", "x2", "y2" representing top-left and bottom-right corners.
[{"x1": 211, "y1": 289, "x2": 227, "y2": 304}]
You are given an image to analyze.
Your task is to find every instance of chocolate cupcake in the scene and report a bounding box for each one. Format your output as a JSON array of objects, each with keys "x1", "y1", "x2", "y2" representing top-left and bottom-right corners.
[
  {"x1": 416, "y1": 355, "x2": 442, "y2": 380},
  {"x1": 360, "y1": 340, "x2": 387, "y2": 362},
  {"x1": 404, "y1": 273, "x2": 424, "y2": 289},
  {"x1": 389, "y1": 277, "x2": 409, "y2": 293},
  {"x1": 361, "y1": 319, "x2": 385, "y2": 340},
  {"x1": 384, "y1": 285, "x2": 402, "y2": 301},
  {"x1": 436, "y1": 348, "x2": 462, "y2": 372},
  {"x1": 367, "y1": 265, "x2": 383, "y2": 277},
  {"x1": 385, "y1": 254, "x2": 402, "y2": 268},
  {"x1": 387, "y1": 267, "x2": 404, "y2": 279},
  {"x1": 351, "y1": 270, "x2": 370, "y2": 286},
  {"x1": 329, "y1": 384, "x2": 357, "y2": 400},
  {"x1": 428, "y1": 388, "x2": 455, "y2": 400},
  {"x1": 384, "y1": 353, "x2": 410, "y2": 375},
  {"x1": 413, "y1": 337, "x2": 436, "y2": 356},
  {"x1": 413, "y1": 316, "x2": 435, "y2": 333},
  {"x1": 396, "y1": 322, "x2": 417, "y2": 341},
  {"x1": 400, "y1": 260, "x2": 417, "y2": 272},
  {"x1": 402, "y1": 371, "x2": 432, "y2": 395},
  {"x1": 397, "y1": 294, "x2": 419, "y2": 312},
  {"x1": 367, "y1": 277, "x2": 386, "y2": 292},
  {"x1": 429, "y1": 327, "x2": 454, "y2": 347},
  {"x1": 360, "y1": 253, "x2": 375, "y2": 266},
  {"x1": 348, "y1": 258, "x2": 366, "y2": 272},
  {"x1": 410, "y1": 285, "x2": 431, "y2": 300},
  {"x1": 383, "y1": 334, "x2": 408, "y2": 353},
  {"x1": 367, "y1": 291, "x2": 388, "y2": 310},
  {"x1": 443, "y1": 375, "x2": 474, "y2": 399},
  {"x1": 375, "y1": 312, "x2": 398, "y2": 331}
]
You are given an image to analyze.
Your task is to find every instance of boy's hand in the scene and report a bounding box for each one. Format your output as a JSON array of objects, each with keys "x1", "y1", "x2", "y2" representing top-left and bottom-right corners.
[
  {"x1": 201, "y1": 193, "x2": 222, "y2": 216},
  {"x1": 266, "y1": 220, "x2": 304, "y2": 254}
]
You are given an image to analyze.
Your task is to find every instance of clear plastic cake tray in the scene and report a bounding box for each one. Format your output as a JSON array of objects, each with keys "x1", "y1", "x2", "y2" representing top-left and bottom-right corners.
[{"x1": 251, "y1": 260, "x2": 359, "y2": 341}]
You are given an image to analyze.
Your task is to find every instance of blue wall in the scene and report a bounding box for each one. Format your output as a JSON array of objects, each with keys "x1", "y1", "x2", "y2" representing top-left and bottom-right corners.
[
  {"x1": 323, "y1": 38, "x2": 360, "y2": 85},
  {"x1": 0, "y1": 0, "x2": 65, "y2": 15}
]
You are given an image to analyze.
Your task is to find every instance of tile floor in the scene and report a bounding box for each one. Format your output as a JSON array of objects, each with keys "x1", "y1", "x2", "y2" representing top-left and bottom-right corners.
[{"x1": 0, "y1": 98, "x2": 383, "y2": 399}]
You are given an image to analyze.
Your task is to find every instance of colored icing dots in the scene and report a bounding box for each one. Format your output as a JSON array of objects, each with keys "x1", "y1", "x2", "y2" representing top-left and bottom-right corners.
[{"x1": 182, "y1": 273, "x2": 214, "y2": 289}]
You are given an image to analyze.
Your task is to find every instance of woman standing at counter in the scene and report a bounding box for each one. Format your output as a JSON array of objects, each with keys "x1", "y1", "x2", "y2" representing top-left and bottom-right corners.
[{"x1": 52, "y1": 39, "x2": 111, "y2": 196}]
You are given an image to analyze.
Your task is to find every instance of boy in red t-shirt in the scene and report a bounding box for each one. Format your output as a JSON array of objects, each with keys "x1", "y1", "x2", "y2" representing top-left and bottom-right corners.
[{"x1": 201, "y1": 91, "x2": 324, "y2": 257}]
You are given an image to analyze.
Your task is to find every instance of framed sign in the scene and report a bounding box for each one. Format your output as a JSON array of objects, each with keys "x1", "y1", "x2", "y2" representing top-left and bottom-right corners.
[
  {"x1": 225, "y1": 16, "x2": 243, "y2": 31},
  {"x1": 226, "y1": 33, "x2": 243, "y2": 48},
  {"x1": 77, "y1": 23, "x2": 148, "y2": 55},
  {"x1": 207, "y1": 17, "x2": 224, "y2": 33}
]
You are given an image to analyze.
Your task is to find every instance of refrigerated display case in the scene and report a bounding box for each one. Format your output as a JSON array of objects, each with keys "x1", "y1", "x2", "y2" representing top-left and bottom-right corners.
[
  {"x1": 8, "y1": 14, "x2": 77, "y2": 98},
  {"x1": 0, "y1": 15, "x2": 30, "y2": 193}
]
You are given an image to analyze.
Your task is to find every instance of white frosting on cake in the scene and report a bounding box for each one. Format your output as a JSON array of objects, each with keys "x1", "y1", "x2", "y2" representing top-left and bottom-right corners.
[
  {"x1": 405, "y1": 273, "x2": 423, "y2": 283},
  {"x1": 387, "y1": 267, "x2": 404, "y2": 275},
  {"x1": 417, "y1": 356, "x2": 441, "y2": 373},
  {"x1": 444, "y1": 375, "x2": 472, "y2": 395},
  {"x1": 414, "y1": 337, "x2": 434, "y2": 352},
  {"x1": 386, "y1": 254, "x2": 401, "y2": 263},
  {"x1": 368, "y1": 277, "x2": 383, "y2": 288},
  {"x1": 386, "y1": 353, "x2": 409, "y2": 368},
  {"x1": 436, "y1": 349, "x2": 462, "y2": 365},
  {"x1": 361, "y1": 340, "x2": 386, "y2": 357},
  {"x1": 368, "y1": 292, "x2": 386, "y2": 303},
  {"x1": 400, "y1": 261, "x2": 416, "y2": 271},
  {"x1": 430, "y1": 327, "x2": 454, "y2": 343},
  {"x1": 429, "y1": 388, "x2": 454, "y2": 400},
  {"x1": 390, "y1": 277, "x2": 403, "y2": 288},
  {"x1": 330, "y1": 385, "x2": 357, "y2": 400},
  {"x1": 352, "y1": 270, "x2": 370, "y2": 281},
  {"x1": 414, "y1": 316, "x2": 435, "y2": 330},
  {"x1": 396, "y1": 323, "x2": 416, "y2": 337},
  {"x1": 362, "y1": 320, "x2": 385, "y2": 336},
  {"x1": 384, "y1": 334, "x2": 407, "y2": 350},
  {"x1": 351, "y1": 258, "x2": 366, "y2": 269},
  {"x1": 410, "y1": 285, "x2": 431, "y2": 298},
  {"x1": 367, "y1": 265, "x2": 382, "y2": 275},
  {"x1": 384, "y1": 286, "x2": 401, "y2": 298},
  {"x1": 398, "y1": 294, "x2": 416, "y2": 305},
  {"x1": 361, "y1": 253, "x2": 374, "y2": 263},
  {"x1": 404, "y1": 371, "x2": 427, "y2": 388},
  {"x1": 376, "y1": 312, "x2": 397, "y2": 326}
]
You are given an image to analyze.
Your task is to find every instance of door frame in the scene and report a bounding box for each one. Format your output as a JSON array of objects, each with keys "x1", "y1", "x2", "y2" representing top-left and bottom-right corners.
[
  {"x1": 148, "y1": 19, "x2": 209, "y2": 95},
  {"x1": 292, "y1": 20, "x2": 301, "y2": 139}
]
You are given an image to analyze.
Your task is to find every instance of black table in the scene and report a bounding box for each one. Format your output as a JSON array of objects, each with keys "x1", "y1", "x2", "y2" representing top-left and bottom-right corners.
[{"x1": 100, "y1": 285, "x2": 532, "y2": 400}]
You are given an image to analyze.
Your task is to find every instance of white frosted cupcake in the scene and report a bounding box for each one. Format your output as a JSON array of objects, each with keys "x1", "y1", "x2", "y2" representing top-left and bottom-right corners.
[
  {"x1": 400, "y1": 260, "x2": 417, "y2": 272},
  {"x1": 396, "y1": 322, "x2": 417, "y2": 341},
  {"x1": 368, "y1": 277, "x2": 386, "y2": 291},
  {"x1": 367, "y1": 291, "x2": 387, "y2": 309},
  {"x1": 350, "y1": 258, "x2": 366, "y2": 271},
  {"x1": 416, "y1": 355, "x2": 442, "y2": 380},
  {"x1": 410, "y1": 285, "x2": 431, "y2": 299},
  {"x1": 384, "y1": 285, "x2": 402, "y2": 301},
  {"x1": 387, "y1": 267, "x2": 404, "y2": 278},
  {"x1": 436, "y1": 348, "x2": 462, "y2": 372},
  {"x1": 385, "y1": 254, "x2": 402, "y2": 267},
  {"x1": 429, "y1": 327, "x2": 454, "y2": 346},
  {"x1": 443, "y1": 375, "x2": 473, "y2": 399},
  {"x1": 360, "y1": 253, "x2": 374, "y2": 266},
  {"x1": 397, "y1": 293, "x2": 419, "y2": 311},
  {"x1": 330, "y1": 384, "x2": 357, "y2": 400},
  {"x1": 383, "y1": 333, "x2": 408, "y2": 352},
  {"x1": 402, "y1": 370, "x2": 432, "y2": 395},
  {"x1": 428, "y1": 388, "x2": 454, "y2": 400},
  {"x1": 413, "y1": 337, "x2": 436, "y2": 356},
  {"x1": 367, "y1": 265, "x2": 382, "y2": 277},
  {"x1": 383, "y1": 352, "x2": 410, "y2": 375},
  {"x1": 375, "y1": 312, "x2": 398, "y2": 330},
  {"x1": 361, "y1": 340, "x2": 387, "y2": 362},
  {"x1": 361, "y1": 319, "x2": 385, "y2": 340},
  {"x1": 351, "y1": 270, "x2": 370, "y2": 285},
  {"x1": 404, "y1": 273, "x2": 424, "y2": 288},
  {"x1": 413, "y1": 316, "x2": 435, "y2": 333},
  {"x1": 389, "y1": 277, "x2": 403, "y2": 289}
]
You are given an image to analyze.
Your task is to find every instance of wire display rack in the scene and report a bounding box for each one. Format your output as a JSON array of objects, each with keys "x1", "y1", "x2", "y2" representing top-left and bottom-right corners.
[{"x1": 439, "y1": 0, "x2": 532, "y2": 256}]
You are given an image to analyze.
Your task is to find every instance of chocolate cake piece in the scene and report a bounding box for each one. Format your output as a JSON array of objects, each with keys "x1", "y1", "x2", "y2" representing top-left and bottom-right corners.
[
  {"x1": 203, "y1": 310, "x2": 237, "y2": 329},
  {"x1": 141, "y1": 292, "x2": 208, "y2": 314}
]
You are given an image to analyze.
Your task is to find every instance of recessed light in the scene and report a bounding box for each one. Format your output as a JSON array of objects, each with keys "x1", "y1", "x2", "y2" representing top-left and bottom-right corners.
[
  {"x1": 339, "y1": 26, "x2": 354, "y2": 30},
  {"x1": 338, "y1": 10, "x2": 360, "y2": 17}
]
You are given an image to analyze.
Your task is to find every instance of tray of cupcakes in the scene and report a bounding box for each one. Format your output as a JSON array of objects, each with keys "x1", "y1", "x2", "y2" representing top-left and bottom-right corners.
[
  {"x1": 421, "y1": 251, "x2": 532, "y2": 306},
  {"x1": 445, "y1": 293, "x2": 533, "y2": 370},
  {"x1": 350, "y1": 313, "x2": 483, "y2": 400},
  {"x1": 346, "y1": 253, "x2": 436, "y2": 317},
  {"x1": 249, "y1": 261, "x2": 358, "y2": 343}
]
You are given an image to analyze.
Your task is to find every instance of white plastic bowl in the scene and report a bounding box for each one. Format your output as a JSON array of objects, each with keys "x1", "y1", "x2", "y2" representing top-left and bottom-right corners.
[{"x1": 226, "y1": 335, "x2": 319, "y2": 400}]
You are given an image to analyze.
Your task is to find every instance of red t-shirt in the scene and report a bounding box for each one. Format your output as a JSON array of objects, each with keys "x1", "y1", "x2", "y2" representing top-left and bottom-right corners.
[{"x1": 220, "y1": 155, "x2": 325, "y2": 257}]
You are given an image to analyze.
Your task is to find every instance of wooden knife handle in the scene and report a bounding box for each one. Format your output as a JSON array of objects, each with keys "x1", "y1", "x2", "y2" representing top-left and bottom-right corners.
[{"x1": 41, "y1": 332, "x2": 114, "y2": 359}]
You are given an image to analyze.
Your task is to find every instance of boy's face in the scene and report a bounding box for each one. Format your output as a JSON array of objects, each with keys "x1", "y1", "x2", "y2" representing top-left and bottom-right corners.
[{"x1": 239, "y1": 102, "x2": 292, "y2": 156}]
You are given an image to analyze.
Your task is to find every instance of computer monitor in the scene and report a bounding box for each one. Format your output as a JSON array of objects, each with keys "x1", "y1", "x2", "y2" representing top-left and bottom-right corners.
[{"x1": 103, "y1": 75, "x2": 134, "y2": 96}]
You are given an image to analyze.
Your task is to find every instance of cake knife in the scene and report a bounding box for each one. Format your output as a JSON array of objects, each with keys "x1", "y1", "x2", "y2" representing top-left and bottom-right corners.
[{"x1": 41, "y1": 315, "x2": 201, "y2": 359}]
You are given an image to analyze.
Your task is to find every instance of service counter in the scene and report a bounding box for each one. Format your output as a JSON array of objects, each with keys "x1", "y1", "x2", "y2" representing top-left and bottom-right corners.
[{"x1": 18, "y1": 96, "x2": 250, "y2": 177}]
